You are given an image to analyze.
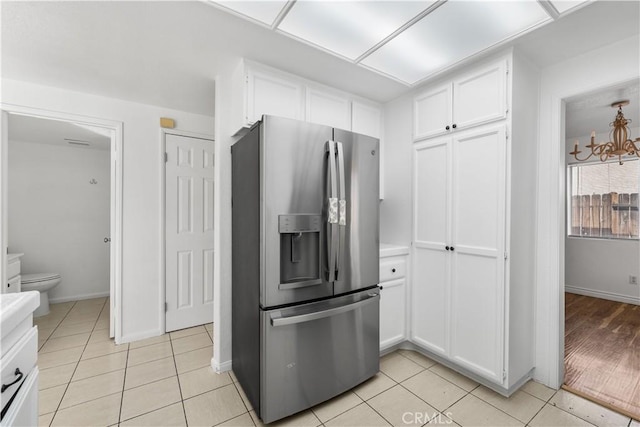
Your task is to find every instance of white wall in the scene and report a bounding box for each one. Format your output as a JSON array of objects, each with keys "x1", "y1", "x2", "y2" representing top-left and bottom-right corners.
[
  {"x1": 8, "y1": 141, "x2": 110, "y2": 302},
  {"x1": 380, "y1": 93, "x2": 413, "y2": 246},
  {"x1": 2, "y1": 79, "x2": 214, "y2": 342},
  {"x1": 535, "y1": 34, "x2": 640, "y2": 388},
  {"x1": 565, "y1": 238, "x2": 640, "y2": 303}
]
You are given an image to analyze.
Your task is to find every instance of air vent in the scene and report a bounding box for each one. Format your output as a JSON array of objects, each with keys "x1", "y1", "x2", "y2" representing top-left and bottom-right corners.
[{"x1": 65, "y1": 139, "x2": 91, "y2": 146}]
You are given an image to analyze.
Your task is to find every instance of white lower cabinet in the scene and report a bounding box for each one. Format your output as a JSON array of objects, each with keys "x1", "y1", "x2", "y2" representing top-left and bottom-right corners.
[{"x1": 379, "y1": 250, "x2": 408, "y2": 351}]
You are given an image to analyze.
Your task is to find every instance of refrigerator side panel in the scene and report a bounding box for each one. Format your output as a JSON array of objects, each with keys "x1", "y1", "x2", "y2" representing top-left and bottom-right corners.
[
  {"x1": 332, "y1": 129, "x2": 380, "y2": 296},
  {"x1": 262, "y1": 116, "x2": 335, "y2": 308},
  {"x1": 231, "y1": 125, "x2": 262, "y2": 415}
]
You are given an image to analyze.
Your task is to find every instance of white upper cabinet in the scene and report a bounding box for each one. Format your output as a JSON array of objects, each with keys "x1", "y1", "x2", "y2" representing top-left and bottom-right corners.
[
  {"x1": 237, "y1": 60, "x2": 381, "y2": 137},
  {"x1": 414, "y1": 60, "x2": 507, "y2": 140},
  {"x1": 352, "y1": 101, "x2": 382, "y2": 138},
  {"x1": 305, "y1": 88, "x2": 351, "y2": 130},
  {"x1": 414, "y1": 84, "x2": 452, "y2": 140},
  {"x1": 246, "y1": 68, "x2": 304, "y2": 125},
  {"x1": 453, "y1": 61, "x2": 507, "y2": 130}
]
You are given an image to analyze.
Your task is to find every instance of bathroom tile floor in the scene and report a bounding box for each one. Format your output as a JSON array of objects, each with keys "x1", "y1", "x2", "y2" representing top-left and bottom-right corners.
[{"x1": 36, "y1": 299, "x2": 636, "y2": 427}]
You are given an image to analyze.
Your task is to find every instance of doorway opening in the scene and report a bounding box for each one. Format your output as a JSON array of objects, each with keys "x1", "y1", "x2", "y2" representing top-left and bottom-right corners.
[
  {"x1": 1, "y1": 106, "x2": 123, "y2": 342},
  {"x1": 562, "y1": 80, "x2": 640, "y2": 420}
]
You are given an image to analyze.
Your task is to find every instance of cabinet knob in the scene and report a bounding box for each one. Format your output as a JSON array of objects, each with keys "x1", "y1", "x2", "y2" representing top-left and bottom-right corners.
[
  {"x1": 391, "y1": 268, "x2": 396, "y2": 273},
  {"x1": 7, "y1": 282, "x2": 10, "y2": 287},
  {"x1": 445, "y1": 125, "x2": 450, "y2": 131},
  {"x1": 452, "y1": 124, "x2": 457, "y2": 129},
  {"x1": 445, "y1": 246, "x2": 450, "y2": 251},
  {"x1": 450, "y1": 246, "x2": 455, "y2": 251}
]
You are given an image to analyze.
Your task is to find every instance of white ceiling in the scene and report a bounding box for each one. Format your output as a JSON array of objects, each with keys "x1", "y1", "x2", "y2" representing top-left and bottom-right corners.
[
  {"x1": 565, "y1": 81, "x2": 640, "y2": 140},
  {"x1": 1, "y1": 1, "x2": 638, "y2": 117},
  {"x1": 8, "y1": 115, "x2": 111, "y2": 151},
  {"x1": 213, "y1": 0, "x2": 568, "y2": 85}
]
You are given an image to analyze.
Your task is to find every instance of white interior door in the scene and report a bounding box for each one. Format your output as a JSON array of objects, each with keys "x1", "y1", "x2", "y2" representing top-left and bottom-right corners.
[{"x1": 165, "y1": 133, "x2": 215, "y2": 332}]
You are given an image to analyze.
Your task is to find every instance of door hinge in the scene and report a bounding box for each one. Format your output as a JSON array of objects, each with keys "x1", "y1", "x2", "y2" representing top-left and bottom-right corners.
[
  {"x1": 504, "y1": 252, "x2": 508, "y2": 260},
  {"x1": 165, "y1": 302, "x2": 168, "y2": 312},
  {"x1": 164, "y1": 152, "x2": 168, "y2": 163},
  {"x1": 503, "y1": 370, "x2": 507, "y2": 381}
]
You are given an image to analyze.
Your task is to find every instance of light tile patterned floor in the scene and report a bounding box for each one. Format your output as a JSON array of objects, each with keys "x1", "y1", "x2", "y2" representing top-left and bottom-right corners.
[{"x1": 36, "y1": 299, "x2": 636, "y2": 427}]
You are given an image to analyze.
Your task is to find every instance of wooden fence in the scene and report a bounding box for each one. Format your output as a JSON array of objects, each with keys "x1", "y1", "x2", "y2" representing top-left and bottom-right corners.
[{"x1": 570, "y1": 192, "x2": 639, "y2": 238}]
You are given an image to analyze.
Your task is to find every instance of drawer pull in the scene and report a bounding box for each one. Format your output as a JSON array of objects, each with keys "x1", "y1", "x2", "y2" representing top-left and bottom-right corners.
[{"x1": 1, "y1": 368, "x2": 23, "y2": 393}]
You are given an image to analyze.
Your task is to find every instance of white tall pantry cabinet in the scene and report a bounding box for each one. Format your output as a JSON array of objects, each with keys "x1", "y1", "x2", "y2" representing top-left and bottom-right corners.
[{"x1": 411, "y1": 53, "x2": 538, "y2": 394}]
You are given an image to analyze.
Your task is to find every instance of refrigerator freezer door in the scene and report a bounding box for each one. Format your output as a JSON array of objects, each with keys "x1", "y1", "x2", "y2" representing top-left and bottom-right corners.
[
  {"x1": 332, "y1": 129, "x2": 380, "y2": 296},
  {"x1": 260, "y1": 289, "x2": 380, "y2": 424},
  {"x1": 262, "y1": 116, "x2": 335, "y2": 308}
]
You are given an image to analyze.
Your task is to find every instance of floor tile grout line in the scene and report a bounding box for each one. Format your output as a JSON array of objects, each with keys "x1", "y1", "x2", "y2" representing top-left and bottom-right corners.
[
  {"x1": 310, "y1": 392, "x2": 365, "y2": 425},
  {"x1": 168, "y1": 328, "x2": 190, "y2": 426},
  {"x1": 362, "y1": 400, "x2": 393, "y2": 426},
  {"x1": 40, "y1": 300, "x2": 80, "y2": 426}
]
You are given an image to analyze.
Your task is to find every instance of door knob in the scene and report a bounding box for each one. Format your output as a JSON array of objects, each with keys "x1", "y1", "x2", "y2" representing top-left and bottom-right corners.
[{"x1": 104, "y1": 237, "x2": 111, "y2": 243}]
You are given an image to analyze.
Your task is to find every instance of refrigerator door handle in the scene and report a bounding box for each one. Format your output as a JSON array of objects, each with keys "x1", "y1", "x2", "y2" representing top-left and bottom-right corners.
[
  {"x1": 270, "y1": 292, "x2": 379, "y2": 327},
  {"x1": 325, "y1": 141, "x2": 338, "y2": 282},
  {"x1": 335, "y1": 141, "x2": 347, "y2": 281}
]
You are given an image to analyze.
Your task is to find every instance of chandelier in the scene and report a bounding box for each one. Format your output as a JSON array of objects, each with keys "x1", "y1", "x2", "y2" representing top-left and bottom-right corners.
[{"x1": 569, "y1": 100, "x2": 640, "y2": 165}]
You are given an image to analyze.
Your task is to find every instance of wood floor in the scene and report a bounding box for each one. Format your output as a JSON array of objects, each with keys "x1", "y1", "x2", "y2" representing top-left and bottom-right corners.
[{"x1": 564, "y1": 292, "x2": 640, "y2": 421}]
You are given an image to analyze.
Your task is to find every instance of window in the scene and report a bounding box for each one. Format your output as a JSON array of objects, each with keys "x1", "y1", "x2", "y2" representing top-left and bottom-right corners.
[{"x1": 568, "y1": 160, "x2": 639, "y2": 239}]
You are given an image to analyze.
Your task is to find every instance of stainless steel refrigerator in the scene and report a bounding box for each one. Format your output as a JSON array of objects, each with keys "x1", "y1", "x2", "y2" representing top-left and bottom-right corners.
[{"x1": 231, "y1": 115, "x2": 380, "y2": 424}]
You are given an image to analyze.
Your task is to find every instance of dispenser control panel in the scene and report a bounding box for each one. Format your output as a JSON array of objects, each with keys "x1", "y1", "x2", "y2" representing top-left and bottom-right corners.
[{"x1": 278, "y1": 215, "x2": 321, "y2": 233}]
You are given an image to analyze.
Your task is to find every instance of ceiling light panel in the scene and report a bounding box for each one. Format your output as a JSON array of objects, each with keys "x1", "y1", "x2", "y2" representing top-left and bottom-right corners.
[
  {"x1": 278, "y1": 1, "x2": 436, "y2": 60},
  {"x1": 548, "y1": 0, "x2": 590, "y2": 14},
  {"x1": 213, "y1": 1, "x2": 289, "y2": 26},
  {"x1": 361, "y1": 0, "x2": 551, "y2": 85}
]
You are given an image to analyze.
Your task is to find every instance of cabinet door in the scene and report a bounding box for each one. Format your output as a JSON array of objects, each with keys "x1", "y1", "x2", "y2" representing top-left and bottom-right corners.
[
  {"x1": 414, "y1": 83, "x2": 452, "y2": 140},
  {"x1": 247, "y1": 68, "x2": 304, "y2": 125},
  {"x1": 453, "y1": 61, "x2": 507, "y2": 131},
  {"x1": 351, "y1": 101, "x2": 381, "y2": 138},
  {"x1": 305, "y1": 88, "x2": 351, "y2": 130},
  {"x1": 449, "y1": 124, "x2": 506, "y2": 383},
  {"x1": 380, "y1": 278, "x2": 406, "y2": 350},
  {"x1": 412, "y1": 137, "x2": 451, "y2": 355}
]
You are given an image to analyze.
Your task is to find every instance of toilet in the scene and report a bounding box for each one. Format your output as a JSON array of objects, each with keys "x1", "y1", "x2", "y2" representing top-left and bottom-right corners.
[{"x1": 21, "y1": 273, "x2": 62, "y2": 317}]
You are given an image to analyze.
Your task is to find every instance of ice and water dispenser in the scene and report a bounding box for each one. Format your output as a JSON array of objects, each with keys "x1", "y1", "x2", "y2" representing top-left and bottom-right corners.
[{"x1": 278, "y1": 214, "x2": 322, "y2": 289}]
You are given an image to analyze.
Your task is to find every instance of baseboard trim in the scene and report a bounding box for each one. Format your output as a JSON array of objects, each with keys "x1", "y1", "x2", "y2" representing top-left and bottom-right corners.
[
  {"x1": 49, "y1": 291, "x2": 110, "y2": 304},
  {"x1": 565, "y1": 285, "x2": 640, "y2": 305},
  {"x1": 212, "y1": 357, "x2": 232, "y2": 373}
]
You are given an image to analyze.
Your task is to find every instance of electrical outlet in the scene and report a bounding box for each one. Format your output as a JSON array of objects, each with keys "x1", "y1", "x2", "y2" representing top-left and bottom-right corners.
[{"x1": 629, "y1": 275, "x2": 638, "y2": 285}]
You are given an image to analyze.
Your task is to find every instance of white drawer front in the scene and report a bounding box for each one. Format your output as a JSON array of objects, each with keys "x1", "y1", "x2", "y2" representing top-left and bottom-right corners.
[
  {"x1": 1, "y1": 327, "x2": 37, "y2": 413},
  {"x1": 380, "y1": 259, "x2": 406, "y2": 282},
  {"x1": 6, "y1": 260, "x2": 20, "y2": 281}
]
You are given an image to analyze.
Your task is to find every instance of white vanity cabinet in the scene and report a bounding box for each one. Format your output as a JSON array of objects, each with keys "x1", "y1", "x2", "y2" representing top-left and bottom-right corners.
[
  {"x1": 4, "y1": 253, "x2": 23, "y2": 294},
  {"x1": 0, "y1": 292, "x2": 40, "y2": 427},
  {"x1": 411, "y1": 52, "x2": 538, "y2": 394},
  {"x1": 379, "y1": 245, "x2": 409, "y2": 351},
  {"x1": 413, "y1": 60, "x2": 507, "y2": 140}
]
